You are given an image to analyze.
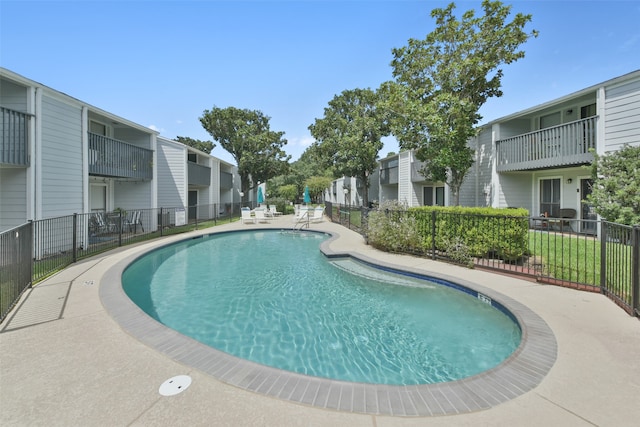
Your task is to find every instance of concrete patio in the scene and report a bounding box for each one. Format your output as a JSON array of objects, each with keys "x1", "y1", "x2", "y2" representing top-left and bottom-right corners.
[{"x1": 1, "y1": 216, "x2": 639, "y2": 426}]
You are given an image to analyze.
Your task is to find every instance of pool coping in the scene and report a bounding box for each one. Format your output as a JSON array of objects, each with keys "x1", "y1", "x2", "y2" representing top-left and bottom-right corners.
[{"x1": 100, "y1": 228, "x2": 557, "y2": 417}]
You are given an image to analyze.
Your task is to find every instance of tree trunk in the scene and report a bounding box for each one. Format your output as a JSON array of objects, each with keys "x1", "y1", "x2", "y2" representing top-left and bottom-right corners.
[{"x1": 361, "y1": 173, "x2": 369, "y2": 208}]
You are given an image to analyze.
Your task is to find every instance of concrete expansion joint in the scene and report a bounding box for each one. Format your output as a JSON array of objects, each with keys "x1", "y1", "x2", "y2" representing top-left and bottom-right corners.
[{"x1": 536, "y1": 393, "x2": 598, "y2": 426}]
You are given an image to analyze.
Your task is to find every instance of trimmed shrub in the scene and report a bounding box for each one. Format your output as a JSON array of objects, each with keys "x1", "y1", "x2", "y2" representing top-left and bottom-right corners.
[
  {"x1": 368, "y1": 201, "x2": 423, "y2": 253},
  {"x1": 408, "y1": 206, "x2": 530, "y2": 261}
]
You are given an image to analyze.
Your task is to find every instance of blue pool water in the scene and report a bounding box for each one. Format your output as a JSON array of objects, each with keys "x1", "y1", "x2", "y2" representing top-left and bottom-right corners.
[{"x1": 122, "y1": 230, "x2": 521, "y2": 385}]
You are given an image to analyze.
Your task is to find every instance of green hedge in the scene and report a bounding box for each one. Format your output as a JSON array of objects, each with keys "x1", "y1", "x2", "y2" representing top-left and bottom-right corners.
[{"x1": 407, "y1": 206, "x2": 530, "y2": 261}]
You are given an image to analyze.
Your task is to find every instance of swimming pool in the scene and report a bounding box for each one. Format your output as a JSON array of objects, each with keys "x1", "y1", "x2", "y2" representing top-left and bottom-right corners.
[{"x1": 122, "y1": 230, "x2": 521, "y2": 385}]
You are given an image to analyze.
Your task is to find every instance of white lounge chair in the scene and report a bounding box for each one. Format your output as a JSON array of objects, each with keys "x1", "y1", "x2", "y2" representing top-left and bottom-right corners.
[
  {"x1": 241, "y1": 207, "x2": 255, "y2": 224},
  {"x1": 269, "y1": 205, "x2": 282, "y2": 216},
  {"x1": 254, "y1": 208, "x2": 272, "y2": 223},
  {"x1": 310, "y1": 206, "x2": 325, "y2": 223},
  {"x1": 293, "y1": 206, "x2": 310, "y2": 222}
]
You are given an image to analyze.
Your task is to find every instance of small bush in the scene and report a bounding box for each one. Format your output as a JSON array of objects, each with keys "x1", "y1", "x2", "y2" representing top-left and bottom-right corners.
[
  {"x1": 444, "y1": 236, "x2": 474, "y2": 268},
  {"x1": 367, "y1": 201, "x2": 423, "y2": 253}
]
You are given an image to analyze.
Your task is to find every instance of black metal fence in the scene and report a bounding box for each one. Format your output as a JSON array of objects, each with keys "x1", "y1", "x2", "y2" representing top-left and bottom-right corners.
[
  {"x1": 0, "y1": 203, "x2": 244, "y2": 322},
  {"x1": 0, "y1": 223, "x2": 32, "y2": 321},
  {"x1": 3, "y1": 202, "x2": 638, "y2": 321},
  {"x1": 326, "y1": 202, "x2": 639, "y2": 318}
]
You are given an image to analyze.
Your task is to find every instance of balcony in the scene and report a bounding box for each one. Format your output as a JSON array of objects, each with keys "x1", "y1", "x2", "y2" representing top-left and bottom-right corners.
[
  {"x1": 380, "y1": 166, "x2": 398, "y2": 185},
  {"x1": 188, "y1": 161, "x2": 211, "y2": 186},
  {"x1": 1, "y1": 107, "x2": 30, "y2": 166},
  {"x1": 220, "y1": 171, "x2": 233, "y2": 189},
  {"x1": 496, "y1": 117, "x2": 596, "y2": 172},
  {"x1": 88, "y1": 132, "x2": 153, "y2": 180}
]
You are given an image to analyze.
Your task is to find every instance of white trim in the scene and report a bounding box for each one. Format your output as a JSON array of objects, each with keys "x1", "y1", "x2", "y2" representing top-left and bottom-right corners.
[
  {"x1": 27, "y1": 86, "x2": 36, "y2": 221},
  {"x1": 34, "y1": 87, "x2": 42, "y2": 221},
  {"x1": 596, "y1": 86, "x2": 606, "y2": 155},
  {"x1": 151, "y1": 134, "x2": 158, "y2": 215},
  {"x1": 82, "y1": 106, "x2": 89, "y2": 214}
]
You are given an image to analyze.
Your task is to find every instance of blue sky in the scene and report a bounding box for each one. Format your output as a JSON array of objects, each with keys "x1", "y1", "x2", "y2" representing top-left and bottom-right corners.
[{"x1": 1, "y1": 1, "x2": 639, "y2": 165}]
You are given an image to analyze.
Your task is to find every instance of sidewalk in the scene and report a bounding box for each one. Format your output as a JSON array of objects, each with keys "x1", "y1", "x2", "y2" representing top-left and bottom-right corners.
[{"x1": 1, "y1": 217, "x2": 639, "y2": 426}]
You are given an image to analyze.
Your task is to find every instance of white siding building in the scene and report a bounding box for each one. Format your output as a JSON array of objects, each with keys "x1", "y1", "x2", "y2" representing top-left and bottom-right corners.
[
  {"x1": 331, "y1": 69, "x2": 640, "y2": 232},
  {"x1": 0, "y1": 68, "x2": 238, "y2": 233}
]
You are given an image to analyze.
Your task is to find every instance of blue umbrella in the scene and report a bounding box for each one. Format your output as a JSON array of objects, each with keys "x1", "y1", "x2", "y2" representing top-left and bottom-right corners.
[
  {"x1": 303, "y1": 186, "x2": 311, "y2": 204},
  {"x1": 257, "y1": 187, "x2": 264, "y2": 205}
]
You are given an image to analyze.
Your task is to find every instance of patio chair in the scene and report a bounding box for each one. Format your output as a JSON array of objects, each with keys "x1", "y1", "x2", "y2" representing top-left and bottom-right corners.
[
  {"x1": 254, "y1": 208, "x2": 272, "y2": 223},
  {"x1": 241, "y1": 207, "x2": 256, "y2": 224},
  {"x1": 94, "y1": 212, "x2": 114, "y2": 234},
  {"x1": 269, "y1": 205, "x2": 282, "y2": 216},
  {"x1": 559, "y1": 208, "x2": 576, "y2": 231},
  {"x1": 124, "y1": 211, "x2": 144, "y2": 233},
  {"x1": 293, "y1": 206, "x2": 310, "y2": 222},
  {"x1": 310, "y1": 206, "x2": 325, "y2": 223}
]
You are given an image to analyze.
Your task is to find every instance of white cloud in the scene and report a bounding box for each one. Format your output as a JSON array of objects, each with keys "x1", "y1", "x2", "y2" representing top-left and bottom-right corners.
[{"x1": 289, "y1": 136, "x2": 315, "y2": 148}]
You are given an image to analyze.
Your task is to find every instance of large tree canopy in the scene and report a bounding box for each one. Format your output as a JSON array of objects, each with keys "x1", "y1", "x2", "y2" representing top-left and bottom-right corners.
[
  {"x1": 387, "y1": 0, "x2": 537, "y2": 205},
  {"x1": 175, "y1": 136, "x2": 215, "y2": 154},
  {"x1": 588, "y1": 144, "x2": 640, "y2": 226},
  {"x1": 269, "y1": 144, "x2": 333, "y2": 202},
  {"x1": 200, "y1": 106, "x2": 290, "y2": 200},
  {"x1": 308, "y1": 88, "x2": 389, "y2": 207}
]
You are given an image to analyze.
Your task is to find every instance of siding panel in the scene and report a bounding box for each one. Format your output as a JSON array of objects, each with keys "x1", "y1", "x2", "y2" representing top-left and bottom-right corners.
[
  {"x1": 604, "y1": 78, "x2": 640, "y2": 151},
  {"x1": 156, "y1": 140, "x2": 186, "y2": 208},
  {"x1": 0, "y1": 168, "x2": 27, "y2": 230},
  {"x1": 40, "y1": 95, "x2": 83, "y2": 218}
]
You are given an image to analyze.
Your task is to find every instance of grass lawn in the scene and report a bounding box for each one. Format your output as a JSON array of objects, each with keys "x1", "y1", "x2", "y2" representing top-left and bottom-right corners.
[{"x1": 528, "y1": 230, "x2": 633, "y2": 302}]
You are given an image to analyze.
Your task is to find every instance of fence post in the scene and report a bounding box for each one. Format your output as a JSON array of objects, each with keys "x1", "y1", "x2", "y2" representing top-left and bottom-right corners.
[
  {"x1": 160, "y1": 208, "x2": 164, "y2": 236},
  {"x1": 28, "y1": 220, "x2": 34, "y2": 287},
  {"x1": 431, "y1": 210, "x2": 436, "y2": 260},
  {"x1": 72, "y1": 213, "x2": 78, "y2": 263},
  {"x1": 118, "y1": 211, "x2": 123, "y2": 247},
  {"x1": 600, "y1": 222, "x2": 607, "y2": 294},
  {"x1": 633, "y1": 226, "x2": 639, "y2": 317}
]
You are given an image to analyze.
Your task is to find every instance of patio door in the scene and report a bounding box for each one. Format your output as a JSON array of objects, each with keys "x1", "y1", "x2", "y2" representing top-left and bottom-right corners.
[
  {"x1": 580, "y1": 178, "x2": 597, "y2": 234},
  {"x1": 188, "y1": 190, "x2": 197, "y2": 220},
  {"x1": 540, "y1": 178, "x2": 560, "y2": 217},
  {"x1": 90, "y1": 184, "x2": 107, "y2": 212}
]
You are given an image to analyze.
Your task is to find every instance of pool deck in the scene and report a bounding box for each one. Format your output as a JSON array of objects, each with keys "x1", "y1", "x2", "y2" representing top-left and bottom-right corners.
[{"x1": 1, "y1": 216, "x2": 639, "y2": 426}]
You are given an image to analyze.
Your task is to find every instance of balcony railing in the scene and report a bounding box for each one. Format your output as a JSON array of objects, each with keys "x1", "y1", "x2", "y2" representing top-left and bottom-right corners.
[
  {"x1": 380, "y1": 166, "x2": 398, "y2": 185},
  {"x1": 220, "y1": 171, "x2": 233, "y2": 189},
  {"x1": 188, "y1": 161, "x2": 211, "y2": 186},
  {"x1": 496, "y1": 116, "x2": 596, "y2": 172},
  {"x1": 1, "y1": 107, "x2": 30, "y2": 166},
  {"x1": 88, "y1": 132, "x2": 153, "y2": 180}
]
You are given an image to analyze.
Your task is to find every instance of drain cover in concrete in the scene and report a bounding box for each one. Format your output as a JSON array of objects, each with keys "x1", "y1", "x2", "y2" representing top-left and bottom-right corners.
[{"x1": 159, "y1": 375, "x2": 192, "y2": 396}]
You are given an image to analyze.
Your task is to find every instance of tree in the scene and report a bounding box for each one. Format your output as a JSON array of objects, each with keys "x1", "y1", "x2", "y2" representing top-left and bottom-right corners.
[
  {"x1": 278, "y1": 184, "x2": 298, "y2": 203},
  {"x1": 305, "y1": 176, "x2": 333, "y2": 203},
  {"x1": 175, "y1": 136, "x2": 215, "y2": 154},
  {"x1": 200, "y1": 106, "x2": 290, "y2": 201},
  {"x1": 387, "y1": 0, "x2": 537, "y2": 205},
  {"x1": 308, "y1": 88, "x2": 389, "y2": 207},
  {"x1": 588, "y1": 145, "x2": 640, "y2": 226}
]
